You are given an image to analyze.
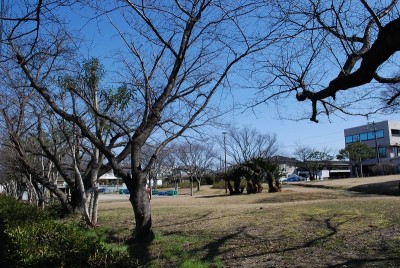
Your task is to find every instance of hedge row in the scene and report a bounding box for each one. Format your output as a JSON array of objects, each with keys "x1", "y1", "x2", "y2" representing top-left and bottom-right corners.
[{"x1": 0, "y1": 195, "x2": 133, "y2": 267}]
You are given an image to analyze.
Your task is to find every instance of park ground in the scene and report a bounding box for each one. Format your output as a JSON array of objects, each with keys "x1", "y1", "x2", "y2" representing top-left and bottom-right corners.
[{"x1": 98, "y1": 176, "x2": 400, "y2": 267}]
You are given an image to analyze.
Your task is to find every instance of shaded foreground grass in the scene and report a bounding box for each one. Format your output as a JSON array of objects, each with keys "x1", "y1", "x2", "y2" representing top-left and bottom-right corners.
[{"x1": 98, "y1": 182, "x2": 400, "y2": 267}]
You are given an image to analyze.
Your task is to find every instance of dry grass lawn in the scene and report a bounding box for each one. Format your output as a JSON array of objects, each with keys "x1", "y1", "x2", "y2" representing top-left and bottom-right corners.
[{"x1": 98, "y1": 176, "x2": 400, "y2": 267}]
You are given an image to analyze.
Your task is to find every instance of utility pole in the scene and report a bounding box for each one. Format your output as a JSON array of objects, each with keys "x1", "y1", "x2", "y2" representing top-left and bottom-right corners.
[
  {"x1": 222, "y1": 132, "x2": 227, "y2": 194},
  {"x1": 372, "y1": 121, "x2": 380, "y2": 164}
]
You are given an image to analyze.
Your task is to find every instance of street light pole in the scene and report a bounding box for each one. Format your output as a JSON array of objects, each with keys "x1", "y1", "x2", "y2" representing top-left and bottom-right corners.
[{"x1": 222, "y1": 132, "x2": 227, "y2": 193}]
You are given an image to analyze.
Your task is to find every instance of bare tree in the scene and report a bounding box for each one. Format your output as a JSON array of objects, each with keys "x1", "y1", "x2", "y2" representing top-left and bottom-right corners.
[
  {"x1": 3, "y1": 1, "x2": 281, "y2": 240},
  {"x1": 294, "y1": 145, "x2": 333, "y2": 180},
  {"x1": 225, "y1": 126, "x2": 279, "y2": 164},
  {"x1": 173, "y1": 140, "x2": 217, "y2": 195},
  {"x1": 0, "y1": 87, "x2": 74, "y2": 212},
  {"x1": 253, "y1": 0, "x2": 400, "y2": 122}
]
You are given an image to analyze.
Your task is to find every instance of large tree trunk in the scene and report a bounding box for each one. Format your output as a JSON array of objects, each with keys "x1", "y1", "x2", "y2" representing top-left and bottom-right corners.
[
  {"x1": 70, "y1": 187, "x2": 87, "y2": 214},
  {"x1": 128, "y1": 143, "x2": 153, "y2": 241},
  {"x1": 128, "y1": 172, "x2": 152, "y2": 240}
]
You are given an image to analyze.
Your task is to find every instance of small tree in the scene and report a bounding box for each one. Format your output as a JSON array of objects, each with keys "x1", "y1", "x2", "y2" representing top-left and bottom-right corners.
[
  {"x1": 242, "y1": 157, "x2": 282, "y2": 193},
  {"x1": 173, "y1": 141, "x2": 217, "y2": 196},
  {"x1": 223, "y1": 166, "x2": 247, "y2": 195},
  {"x1": 223, "y1": 157, "x2": 281, "y2": 195},
  {"x1": 225, "y1": 127, "x2": 279, "y2": 164},
  {"x1": 337, "y1": 143, "x2": 375, "y2": 177},
  {"x1": 295, "y1": 146, "x2": 333, "y2": 180}
]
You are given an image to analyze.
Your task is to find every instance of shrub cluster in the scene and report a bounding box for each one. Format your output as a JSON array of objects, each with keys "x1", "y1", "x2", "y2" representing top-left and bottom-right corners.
[{"x1": 0, "y1": 195, "x2": 132, "y2": 267}]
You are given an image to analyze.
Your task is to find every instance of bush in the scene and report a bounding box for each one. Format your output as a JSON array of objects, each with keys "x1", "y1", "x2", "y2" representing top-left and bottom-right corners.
[
  {"x1": 369, "y1": 162, "x2": 399, "y2": 176},
  {"x1": 0, "y1": 195, "x2": 132, "y2": 267},
  {"x1": 6, "y1": 221, "x2": 131, "y2": 267},
  {"x1": 0, "y1": 195, "x2": 51, "y2": 227}
]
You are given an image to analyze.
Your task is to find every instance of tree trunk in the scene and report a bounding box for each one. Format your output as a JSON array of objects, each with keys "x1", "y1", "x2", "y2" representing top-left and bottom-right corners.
[
  {"x1": 267, "y1": 173, "x2": 278, "y2": 193},
  {"x1": 70, "y1": 187, "x2": 89, "y2": 218},
  {"x1": 196, "y1": 178, "x2": 201, "y2": 191},
  {"x1": 190, "y1": 176, "x2": 193, "y2": 196},
  {"x1": 246, "y1": 181, "x2": 254, "y2": 194},
  {"x1": 233, "y1": 178, "x2": 241, "y2": 193},
  {"x1": 227, "y1": 181, "x2": 234, "y2": 195},
  {"x1": 360, "y1": 161, "x2": 364, "y2": 177},
  {"x1": 91, "y1": 191, "x2": 99, "y2": 226},
  {"x1": 128, "y1": 173, "x2": 152, "y2": 240}
]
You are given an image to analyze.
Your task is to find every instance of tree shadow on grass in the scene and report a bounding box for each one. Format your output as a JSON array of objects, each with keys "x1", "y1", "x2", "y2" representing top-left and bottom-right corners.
[
  {"x1": 190, "y1": 217, "x2": 340, "y2": 265},
  {"x1": 0, "y1": 224, "x2": 10, "y2": 268},
  {"x1": 157, "y1": 211, "x2": 213, "y2": 228},
  {"x1": 199, "y1": 227, "x2": 246, "y2": 262},
  {"x1": 219, "y1": 215, "x2": 400, "y2": 267},
  {"x1": 349, "y1": 180, "x2": 400, "y2": 196},
  {"x1": 195, "y1": 194, "x2": 233, "y2": 199},
  {"x1": 126, "y1": 232, "x2": 155, "y2": 266}
]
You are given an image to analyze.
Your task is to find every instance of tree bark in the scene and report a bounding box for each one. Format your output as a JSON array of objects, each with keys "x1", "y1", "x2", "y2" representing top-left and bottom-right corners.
[
  {"x1": 127, "y1": 142, "x2": 153, "y2": 241},
  {"x1": 128, "y1": 174, "x2": 152, "y2": 240},
  {"x1": 91, "y1": 191, "x2": 99, "y2": 226}
]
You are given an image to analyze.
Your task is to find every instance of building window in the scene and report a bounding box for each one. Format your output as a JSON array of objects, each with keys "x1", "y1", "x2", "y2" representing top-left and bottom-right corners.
[
  {"x1": 367, "y1": 132, "x2": 375, "y2": 140},
  {"x1": 345, "y1": 129, "x2": 383, "y2": 144},
  {"x1": 391, "y1": 129, "x2": 400, "y2": 137},
  {"x1": 360, "y1": 133, "x2": 367, "y2": 141},
  {"x1": 378, "y1": 147, "x2": 386, "y2": 158},
  {"x1": 393, "y1": 147, "x2": 399, "y2": 157}
]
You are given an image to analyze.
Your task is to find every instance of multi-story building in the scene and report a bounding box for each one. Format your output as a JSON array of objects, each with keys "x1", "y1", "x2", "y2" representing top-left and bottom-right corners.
[{"x1": 344, "y1": 120, "x2": 400, "y2": 163}]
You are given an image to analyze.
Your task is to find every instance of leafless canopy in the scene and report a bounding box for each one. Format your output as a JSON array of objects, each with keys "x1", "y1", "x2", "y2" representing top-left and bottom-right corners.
[
  {"x1": 252, "y1": 0, "x2": 400, "y2": 122},
  {"x1": 225, "y1": 126, "x2": 279, "y2": 164},
  {"x1": 1, "y1": 0, "x2": 284, "y2": 239}
]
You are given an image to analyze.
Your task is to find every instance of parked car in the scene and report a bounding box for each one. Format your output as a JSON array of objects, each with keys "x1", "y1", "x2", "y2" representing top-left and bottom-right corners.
[{"x1": 285, "y1": 175, "x2": 303, "y2": 182}]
